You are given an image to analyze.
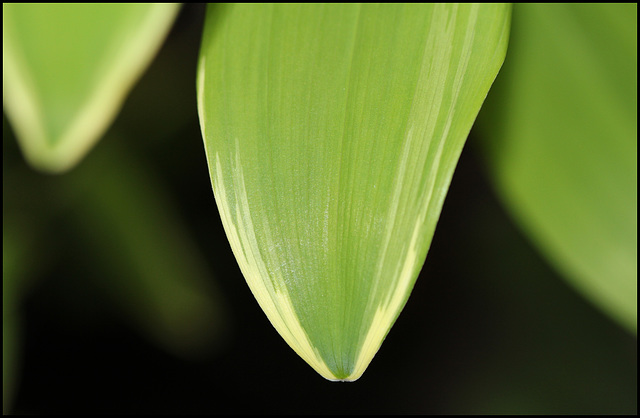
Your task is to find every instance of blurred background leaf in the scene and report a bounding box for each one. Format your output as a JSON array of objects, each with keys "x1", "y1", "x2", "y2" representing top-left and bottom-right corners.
[
  {"x1": 2, "y1": 4, "x2": 225, "y2": 410},
  {"x1": 3, "y1": 3, "x2": 180, "y2": 172},
  {"x1": 2, "y1": 3, "x2": 637, "y2": 414},
  {"x1": 2, "y1": 123, "x2": 226, "y2": 411},
  {"x1": 52, "y1": 134, "x2": 227, "y2": 358},
  {"x1": 476, "y1": 3, "x2": 637, "y2": 333},
  {"x1": 3, "y1": 209, "x2": 40, "y2": 414}
]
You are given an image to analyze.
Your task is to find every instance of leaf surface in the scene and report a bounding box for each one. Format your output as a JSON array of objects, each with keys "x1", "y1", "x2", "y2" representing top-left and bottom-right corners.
[
  {"x1": 2, "y1": 3, "x2": 179, "y2": 172},
  {"x1": 198, "y1": 4, "x2": 510, "y2": 380},
  {"x1": 477, "y1": 4, "x2": 637, "y2": 333}
]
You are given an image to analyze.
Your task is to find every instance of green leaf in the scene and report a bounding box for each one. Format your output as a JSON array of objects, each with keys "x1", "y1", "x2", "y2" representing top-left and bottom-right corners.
[
  {"x1": 198, "y1": 4, "x2": 510, "y2": 380},
  {"x1": 476, "y1": 4, "x2": 637, "y2": 333},
  {"x1": 2, "y1": 209, "x2": 43, "y2": 413},
  {"x1": 2, "y1": 3, "x2": 179, "y2": 173},
  {"x1": 56, "y1": 136, "x2": 226, "y2": 358},
  {"x1": 3, "y1": 226, "x2": 24, "y2": 414}
]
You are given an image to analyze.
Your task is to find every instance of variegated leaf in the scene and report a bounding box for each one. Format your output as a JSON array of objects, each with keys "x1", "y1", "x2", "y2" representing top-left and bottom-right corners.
[
  {"x1": 3, "y1": 3, "x2": 179, "y2": 173},
  {"x1": 198, "y1": 4, "x2": 510, "y2": 381}
]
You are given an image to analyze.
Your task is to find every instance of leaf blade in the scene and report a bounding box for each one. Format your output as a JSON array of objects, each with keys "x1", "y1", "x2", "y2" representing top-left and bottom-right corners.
[
  {"x1": 199, "y1": 4, "x2": 510, "y2": 380},
  {"x1": 2, "y1": 3, "x2": 179, "y2": 172},
  {"x1": 476, "y1": 3, "x2": 637, "y2": 333}
]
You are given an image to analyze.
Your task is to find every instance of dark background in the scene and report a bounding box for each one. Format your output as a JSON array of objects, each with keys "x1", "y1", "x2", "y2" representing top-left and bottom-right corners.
[{"x1": 4, "y1": 4, "x2": 637, "y2": 414}]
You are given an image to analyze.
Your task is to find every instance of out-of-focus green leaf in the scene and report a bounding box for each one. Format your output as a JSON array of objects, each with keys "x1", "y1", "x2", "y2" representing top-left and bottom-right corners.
[
  {"x1": 56, "y1": 136, "x2": 226, "y2": 358},
  {"x1": 2, "y1": 214, "x2": 42, "y2": 414},
  {"x1": 477, "y1": 4, "x2": 637, "y2": 333},
  {"x1": 3, "y1": 119, "x2": 52, "y2": 413},
  {"x1": 3, "y1": 227, "x2": 23, "y2": 414},
  {"x1": 198, "y1": 4, "x2": 510, "y2": 381},
  {"x1": 2, "y1": 3, "x2": 179, "y2": 173}
]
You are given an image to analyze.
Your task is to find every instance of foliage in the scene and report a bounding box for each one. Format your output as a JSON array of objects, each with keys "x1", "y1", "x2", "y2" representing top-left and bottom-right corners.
[{"x1": 2, "y1": 3, "x2": 636, "y2": 414}]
